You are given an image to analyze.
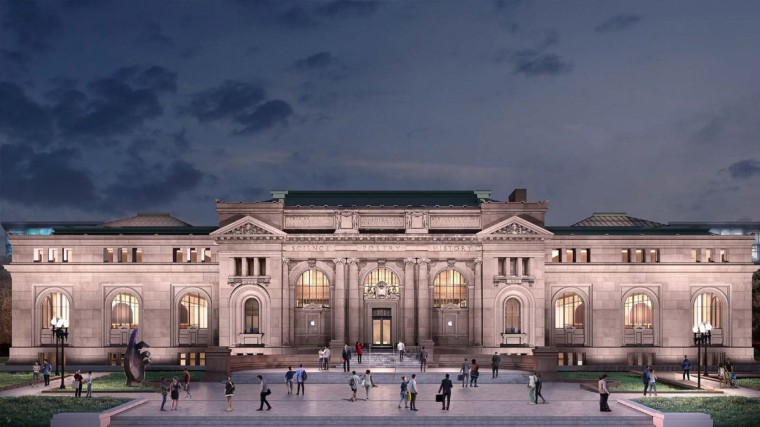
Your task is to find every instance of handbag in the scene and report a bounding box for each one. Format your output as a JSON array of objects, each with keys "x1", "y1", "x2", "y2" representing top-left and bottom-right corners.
[
  {"x1": 435, "y1": 394, "x2": 444, "y2": 402},
  {"x1": 407, "y1": 391, "x2": 412, "y2": 401},
  {"x1": 457, "y1": 374, "x2": 464, "y2": 381}
]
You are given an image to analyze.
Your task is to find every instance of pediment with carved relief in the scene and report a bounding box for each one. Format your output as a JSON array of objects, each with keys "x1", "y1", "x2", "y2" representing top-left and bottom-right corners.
[
  {"x1": 211, "y1": 216, "x2": 287, "y2": 241},
  {"x1": 477, "y1": 216, "x2": 552, "y2": 240}
]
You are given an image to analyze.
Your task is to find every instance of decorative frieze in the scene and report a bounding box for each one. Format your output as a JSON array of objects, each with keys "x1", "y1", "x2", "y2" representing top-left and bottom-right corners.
[
  {"x1": 494, "y1": 223, "x2": 537, "y2": 235},
  {"x1": 429, "y1": 215, "x2": 481, "y2": 229},
  {"x1": 284, "y1": 215, "x2": 335, "y2": 229},
  {"x1": 359, "y1": 215, "x2": 405, "y2": 229}
]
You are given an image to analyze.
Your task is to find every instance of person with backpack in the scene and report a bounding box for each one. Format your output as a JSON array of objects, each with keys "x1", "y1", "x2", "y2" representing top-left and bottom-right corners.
[
  {"x1": 285, "y1": 366, "x2": 295, "y2": 394},
  {"x1": 642, "y1": 366, "x2": 650, "y2": 396},
  {"x1": 469, "y1": 359, "x2": 480, "y2": 387},
  {"x1": 460, "y1": 358, "x2": 470, "y2": 387},
  {"x1": 398, "y1": 376, "x2": 409, "y2": 409},
  {"x1": 491, "y1": 352, "x2": 501, "y2": 378},
  {"x1": 437, "y1": 373, "x2": 453, "y2": 410},
  {"x1": 256, "y1": 375, "x2": 271, "y2": 410},
  {"x1": 362, "y1": 369, "x2": 377, "y2": 400},
  {"x1": 349, "y1": 370, "x2": 361, "y2": 402},
  {"x1": 419, "y1": 346, "x2": 428, "y2": 372},
  {"x1": 224, "y1": 376, "x2": 235, "y2": 412},
  {"x1": 295, "y1": 364, "x2": 307, "y2": 395}
]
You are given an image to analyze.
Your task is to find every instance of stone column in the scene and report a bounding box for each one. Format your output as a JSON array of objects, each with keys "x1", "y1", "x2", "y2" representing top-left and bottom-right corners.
[
  {"x1": 253, "y1": 257, "x2": 260, "y2": 276},
  {"x1": 418, "y1": 258, "x2": 431, "y2": 343},
  {"x1": 281, "y1": 258, "x2": 291, "y2": 346},
  {"x1": 241, "y1": 257, "x2": 248, "y2": 276},
  {"x1": 403, "y1": 258, "x2": 416, "y2": 345},
  {"x1": 330, "y1": 258, "x2": 346, "y2": 353},
  {"x1": 516, "y1": 257, "x2": 523, "y2": 277},
  {"x1": 472, "y1": 257, "x2": 482, "y2": 346},
  {"x1": 347, "y1": 258, "x2": 360, "y2": 344}
]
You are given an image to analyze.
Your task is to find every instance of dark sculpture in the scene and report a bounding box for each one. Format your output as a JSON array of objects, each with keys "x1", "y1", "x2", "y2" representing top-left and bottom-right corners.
[{"x1": 123, "y1": 328, "x2": 151, "y2": 386}]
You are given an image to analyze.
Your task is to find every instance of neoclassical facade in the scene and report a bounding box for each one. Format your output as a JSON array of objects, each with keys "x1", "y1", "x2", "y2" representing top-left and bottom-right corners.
[{"x1": 4, "y1": 190, "x2": 756, "y2": 366}]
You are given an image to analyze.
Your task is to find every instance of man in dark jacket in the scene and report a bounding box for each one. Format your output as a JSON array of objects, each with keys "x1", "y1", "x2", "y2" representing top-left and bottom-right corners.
[
  {"x1": 342, "y1": 344, "x2": 351, "y2": 373},
  {"x1": 438, "y1": 373, "x2": 453, "y2": 410},
  {"x1": 642, "y1": 366, "x2": 650, "y2": 395},
  {"x1": 681, "y1": 355, "x2": 691, "y2": 381},
  {"x1": 492, "y1": 352, "x2": 501, "y2": 378}
]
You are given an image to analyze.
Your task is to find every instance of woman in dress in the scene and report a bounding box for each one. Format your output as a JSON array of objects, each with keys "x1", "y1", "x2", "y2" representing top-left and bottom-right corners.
[
  {"x1": 224, "y1": 376, "x2": 235, "y2": 412},
  {"x1": 170, "y1": 377, "x2": 180, "y2": 411},
  {"x1": 362, "y1": 369, "x2": 378, "y2": 400}
]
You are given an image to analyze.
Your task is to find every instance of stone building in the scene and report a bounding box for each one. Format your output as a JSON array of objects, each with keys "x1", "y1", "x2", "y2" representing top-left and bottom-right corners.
[{"x1": 3, "y1": 190, "x2": 756, "y2": 367}]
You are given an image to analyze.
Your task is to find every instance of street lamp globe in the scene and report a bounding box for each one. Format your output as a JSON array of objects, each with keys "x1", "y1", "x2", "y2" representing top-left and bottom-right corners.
[{"x1": 692, "y1": 326, "x2": 698, "y2": 334}]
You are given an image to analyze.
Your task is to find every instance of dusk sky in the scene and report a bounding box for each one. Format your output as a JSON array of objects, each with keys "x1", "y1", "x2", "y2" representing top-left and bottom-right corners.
[{"x1": 1, "y1": 0, "x2": 759, "y2": 227}]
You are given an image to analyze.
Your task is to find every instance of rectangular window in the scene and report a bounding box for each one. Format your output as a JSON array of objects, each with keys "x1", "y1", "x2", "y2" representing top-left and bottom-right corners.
[
  {"x1": 621, "y1": 249, "x2": 630, "y2": 263},
  {"x1": 691, "y1": 249, "x2": 699, "y2": 262},
  {"x1": 706, "y1": 249, "x2": 713, "y2": 262},
  {"x1": 63, "y1": 248, "x2": 72, "y2": 263},
  {"x1": 33, "y1": 248, "x2": 44, "y2": 263},
  {"x1": 522, "y1": 258, "x2": 530, "y2": 276},
  {"x1": 189, "y1": 248, "x2": 198, "y2": 263},
  {"x1": 509, "y1": 258, "x2": 518, "y2": 276},
  {"x1": 103, "y1": 248, "x2": 114, "y2": 263},
  {"x1": 565, "y1": 249, "x2": 575, "y2": 263},
  {"x1": 258, "y1": 257, "x2": 267, "y2": 276},
  {"x1": 551, "y1": 249, "x2": 561, "y2": 263},
  {"x1": 172, "y1": 248, "x2": 183, "y2": 263},
  {"x1": 48, "y1": 248, "x2": 59, "y2": 262},
  {"x1": 719, "y1": 249, "x2": 727, "y2": 262},
  {"x1": 648, "y1": 249, "x2": 660, "y2": 263},
  {"x1": 635, "y1": 249, "x2": 644, "y2": 263},
  {"x1": 201, "y1": 248, "x2": 211, "y2": 263},
  {"x1": 234, "y1": 257, "x2": 243, "y2": 276},
  {"x1": 579, "y1": 249, "x2": 590, "y2": 263},
  {"x1": 497, "y1": 257, "x2": 507, "y2": 275},
  {"x1": 131, "y1": 248, "x2": 142, "y2": 263}
]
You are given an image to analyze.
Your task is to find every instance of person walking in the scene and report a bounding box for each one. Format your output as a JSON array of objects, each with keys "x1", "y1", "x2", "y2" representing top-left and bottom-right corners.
[
  {"x1": 295, "y1": 364, "x2": 306, "y2": 395},
  {"x1": 183, "y1": 369, "x2": 192, "y2": 398},
  {"x1": 356, "y1": 342, "x2": 363, "y2": 364},
  {"x1": 528, "y1": 371, "x2": 537, "y2": 404},
  {"x1": 491, "y1": 352, "x2": 501, "y2": 378},
  {"x1": 648, "y1": 368, "x2": 658, "y2": 396},
  {"x1": 438, "y1": 373, "x2": 453, "y2": 410},
  {"x1": 42, "y1": 359, "x2": 51, "y2": 386},
  {"x1": 641, "y1": 366, "x2": 650, "y2": 396},
  {"x1": 470, "y1": 359, "x2": 480, "y2": 387},
  {"x1": 398, "y1": 376, "x2": 409, "y2": 409},
  {"x1": 85, "y1": 371, "x2": 93, "y2": 398},
  {"x1": 681, "y1": 355, "x2": 691, "y2": 381},
  {"x1": 535, "y1": 372, "x2": 546, "y2": 403},
  {"x1": 323, "y1": 346, "x2": 331, "y2": 371},
  {"x1": 598, "y1": 374, "x2": 611, "y2": 412},
  {"x1": 318, "y1": 347, "x2": 325, "y2": 370},
  {"x1": 342, "y1": 345, "x2": 352, "y2": 373},
  {"x1": 397, "y1": 341, "x2": 405, "y2": 362},
  {"x1": 460, "y1": 358, "x2": 470, "y2": 387},
  {"x1": 224, "y1": 376, "x2": 235, "y2": 412},
  {"x1": 73, "y1": 370, "x2": 83, "y2": 397},
  {"x1": 159, "y1": 378, "x2": 169, "y2": 411},
  {"x1": 419, "y1": 346, "x2": 428, "y2": 372},
  {"x1": 170, "y1": 377, "x2": 180, "y2": 411},
  {"x1": 257, "y1": 375, "x2": 272, "y2": 410},
  {"x1": 32, "y1": 361, "x2": 40, "y2": 387},
  {"x1": 285, "y1": 366, "x2": 295, "y2": 394},
  {"x1": 349, "y1": 370, "x2": 361, "y2": 402},
  {"x1": 408, "y1": 374, "x2": 418, "y2": 411},
  {"x1": 362, "y1": 369, "x2": 377, "y2": 400}
]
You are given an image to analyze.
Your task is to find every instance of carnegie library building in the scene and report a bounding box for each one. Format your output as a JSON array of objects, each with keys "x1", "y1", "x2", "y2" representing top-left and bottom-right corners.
[{"x1": 3, "y1": 189, "x2": 757, "y2": 369}]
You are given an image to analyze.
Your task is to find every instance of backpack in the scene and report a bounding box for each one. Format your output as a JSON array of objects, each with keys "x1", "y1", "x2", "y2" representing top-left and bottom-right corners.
[
  {"x1": 641, "y1": 371, "x2": 649, "y2": 382},
  {"x1": 349, "y1": 377, "x2": 356, "y2": 387},
  {"x1": 302, "y1": 371, "x2": 308, "y2": 381}
]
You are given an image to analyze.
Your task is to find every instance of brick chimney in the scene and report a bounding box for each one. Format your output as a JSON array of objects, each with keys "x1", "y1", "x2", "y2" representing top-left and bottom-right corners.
[{"x1": 508, "y1": 188, "x2": 527, "y2": 203}]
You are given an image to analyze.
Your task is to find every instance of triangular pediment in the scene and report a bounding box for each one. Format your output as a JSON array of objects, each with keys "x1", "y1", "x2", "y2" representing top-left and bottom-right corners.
[
  {"x1": 477, "y1": 216, "x2": 553, "y2": 238},
  {"x1": 211, "y1": 216, "x2": 286, "y2": 240}
]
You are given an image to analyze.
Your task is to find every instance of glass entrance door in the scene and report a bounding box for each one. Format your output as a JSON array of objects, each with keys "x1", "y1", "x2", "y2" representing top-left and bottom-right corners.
[{"x1": 372, "y1": 308, "x2": 392, "y2": 347}]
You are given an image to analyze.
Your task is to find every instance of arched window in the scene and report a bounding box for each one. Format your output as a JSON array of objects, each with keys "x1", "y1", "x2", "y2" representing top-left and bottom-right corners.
[
  {"x1": 363, "y1": 268, "x2": 400, "y2": 298},
  {"x1": 179, "y1": 293, "x2": 208, "y2": 329},
  {"x1": 555, "y1": 292, "x2": 584, "y2": 329},
  {"x1": 694, "y1": 292, "x2": 721, "y2": 328},
  {"x1": 296, "y1": 268, "x2": 330, "y2": 307},
  {"x1": 625, "y1": 293, "x2": 653, "y2": 329},
  {"x1": 244, "y1": 298, "x2": 260, "y2": 333},
  {"x1": 504, "y1": 298, "x2": 521, "y2": 333},
  {"x1": 433, "y1": 268, "x2": 467, "y2": 308},
  {"x1": 111, "y1": 293, "x2": 139, "y2": 329},
  {"x1": 41, "y1": 292, "x2": 69, "y2": 329}
]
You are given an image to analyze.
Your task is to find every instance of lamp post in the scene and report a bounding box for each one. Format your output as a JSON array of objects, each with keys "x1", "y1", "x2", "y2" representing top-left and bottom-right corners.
[
  {"x1": 50, "y1": 317, "x2": 69, "y2": 389},
  {"x1": 692, "y1": 322, "x2": 712, "y2": 390}
]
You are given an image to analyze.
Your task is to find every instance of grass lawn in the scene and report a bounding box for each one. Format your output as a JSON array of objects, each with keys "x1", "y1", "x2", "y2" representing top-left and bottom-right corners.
[
  {"x1": 737, "y1": 378, "x2": 760, "y2": 389},
  {"x1": 0, "y1": 372, "x2": 36, "y2": 388},
  {"x1": 560, "y1": 372, "x2": 685, "y2": 392},
  {"x1": 0, "y1": 396, "x2": 132, "y2": 427},
  {"x1": 45, "y1": 370, "x2": 204, "y2": 393},
  {"x1": 633, "y1": 396, "x2": 760, "y2": 427}
]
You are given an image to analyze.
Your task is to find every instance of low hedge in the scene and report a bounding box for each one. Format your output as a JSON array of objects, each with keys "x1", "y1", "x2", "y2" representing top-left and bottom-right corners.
[
  {"x1": 633, "y1": 396, "x2": 760, "y2": 427},
  {"x1": 0, "y1": 396, "x2": 131, "y2": 427}
]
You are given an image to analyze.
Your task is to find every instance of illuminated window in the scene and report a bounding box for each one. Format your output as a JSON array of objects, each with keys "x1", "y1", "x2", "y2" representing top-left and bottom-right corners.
[
  {"x1": 33, "y1": 248, "x2": 44, "y2": 262},
  {"x1": 111, "y1": 293, "x2": 139, "y2": 329},
  {"x1": 693, "y1": 293, "x2": 721, "y2": 329},
  {"x1": 41, "y1": 292, "x2": 69, "y2": 329},
  {"x1": 179, "y1": 293, "x2": 208, "y2": 329},
  {"x1": 634, "y1": 249, "x2": 644, "y2": 263},
  {"x1": 579, "y1": 249, "x2": 590, "y2": 263},
  {"x1": 48, "y1": 248, "x2": 59, "y2": 262},
  {"x1": 621, "y1": 249, "x2": 630, "y2": 263},
  {"x1": 363, "y1": 268, "x2": 400, "y2": 298},
  {"x1": 624, "y1": 293, "x2": 653, "y2": 329},
  {"x1": 433, "y1": 268, "x2": 467, "y2": 308},
  {"x1": 565, "y1": 249, "x2": 575, "y2": 263},
  {"x1": 63, "y1": 248, "x2": 73, "y2": 263},
  {"x1": 555, "y1": 292, "x2": 584, "y2": 329},
  {"x1": 648, "y1": 249, "x2": 659, "y2": 263},
  {"x1": 551, "y1": 249, "x2": 561, "y2": 263},
  {"x1": 243, "y1": 298, "x2": 260, "y2": 333},
  {"x1": 103, "y1": 248, "x2": 114, "y2": 263},
  {"x1": 504, "y1": 298, "x2": 521, "y2": 333},
  {"x1": 296, "y1": 269, "x2": 330, "y2": 307}
]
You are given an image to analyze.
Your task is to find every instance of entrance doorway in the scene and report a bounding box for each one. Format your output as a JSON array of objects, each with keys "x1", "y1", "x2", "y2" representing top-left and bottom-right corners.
[{"x1": 372, "y1": 308, "x2": 392, "y2": 347}]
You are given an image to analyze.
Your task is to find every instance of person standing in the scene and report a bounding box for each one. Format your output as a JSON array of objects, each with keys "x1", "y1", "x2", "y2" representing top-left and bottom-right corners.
[
  {"x1": 318, "y1": 347, "x2": 325, "y2": 370},
  {"x1": 641, "y1": 366, "x2": 650, "y2": 396},
  {"x1": 73, "y1": 370, "x2": 83, "y2": 397},
  {"x1": 170, "y1": 377, "x2": 180, "y2": 411},
  {"x1": 408, "y1": 374, "x2": 418, "y2": 411},
  {"x1": 323, "y1": 346, "x2": 331, "y2": 371},
  {"x1": 681, "y1": 355, "x2": 691, "y2": 381},
  {"x1": 159, "y1": 378, "x2": 169, "y2": 411},
  {"x1": 224, "y1": 376, "x2": 235, "y2": 412},
  {"x1": 183, "y1": 369, "x2": 192, "y2": 398},
  {"x1": 598, "y1": 374, "x2": 611, "y2": 412},
  {"x1": 527, "y1": 371, "x2": 537, "y2": 404},
  {"x1": 42, "y1": 359, "x2": 51, "y2": 386},
  {"x1": 397, "y1": 341, "x2": 405, "y2": 362},
  {"x1": 460, "y1": 358, "x2": 470, "y2": 387},
  {"x1": 419, "y1": 346, "x2": 428, "y2": 372},
  {"x1": 342, "y1": 344, "x2": 351, "y2": 373},
  {"x1": 398, "y1": 376, "x2": 409, "y2": 409},
  {"x1": 349, "y1": 370, "x2": 361, "y2": 402},
  {"x1": 356, "y1": 342, "x2": 363, "y2": 364},
  {"x1": 535, "y1": 372, "x2": 546, "y2": 403},
  {"x1": 257, "y1": 375, "x2": 272, "y2": 410},
  {"x1": 85, "y1": 371, "x2": 93, "y2": 398},
  {"x1": 285, "y1": 366, "x2": 295, "y2": 394},
  {"x1": 470, "y1": 359, "x2": 480, "y2": 387},
  {"x1": 32, "y1": 361, "x2": 40, "y2": 387},
  {"x1": 362, "y1": 369, "x2": 377, "y2": 400},
  {"x1": 648, "y1": 368, "x2": 658, "y2": 396},
  {"x1": 438, "y1": 373, "x2": 453, "y2": 410},
  {"x1": 295, "y1": 364, "x2": 306, "y2": 395},
  {"x1": 491, "y1": 352, "x2": 501, "y2": 378}
]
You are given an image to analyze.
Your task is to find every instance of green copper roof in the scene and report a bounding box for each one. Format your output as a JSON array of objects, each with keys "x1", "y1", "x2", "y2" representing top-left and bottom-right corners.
[{"x1": 280, "y1": 191, "x2": 492, "y2": 207}]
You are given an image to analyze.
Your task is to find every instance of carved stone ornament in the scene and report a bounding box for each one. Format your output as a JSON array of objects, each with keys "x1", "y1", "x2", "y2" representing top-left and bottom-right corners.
[
  {"x1": 301, "y1": 303, "x2": 324, "y2": 311},
  {"x1": 364, "y1": 280, "x2": 400, "y2": 300},
  {"x1": 230, "y1": 223, "x2": 271, "y2": 235},
  {"x1": 494, "y1": 222, "x2": 537, "y2": 235}
]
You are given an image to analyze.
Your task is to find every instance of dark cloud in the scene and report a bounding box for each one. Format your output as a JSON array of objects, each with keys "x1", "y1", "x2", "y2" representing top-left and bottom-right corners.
[
  {"x1": 511, "y1": 50, "x2": 572, "y2": 77},
  {"x1": 102, "y1": 159, "x2": 204, "y2": 211},
  {"x1": 315, "y1": 1, "x2": 378, "y2": 18},
  {"x1": 0, "y1": 143, "x2": 98, "y2": 209},
  {"x1": 50, "y1": 65, "x2": 177, "y2": 139},
  {"x1": 725, "y1": 159, "x2": 760, "y2": 179},
  {"x1": 1, "y1": 0, "x2": 63, "y2": 52},
  {"x1": 182, "y1": 81, "x2": 293, "y2": 134},
  {"x1": 295, "y1": 52, "x2": 340, "y2": 70},
  {"x1": 594, "y1": 14, "x2": 643, "y2": 33},
  {"x1": 278, "y1": 6, "x2": 319, "y2": 28},
  {"x1": 137, "y1": 22, "x2": 174, "y2": 46},
  {"x1": 0, "y1": 81, "x2": 54, "y2": 144}
]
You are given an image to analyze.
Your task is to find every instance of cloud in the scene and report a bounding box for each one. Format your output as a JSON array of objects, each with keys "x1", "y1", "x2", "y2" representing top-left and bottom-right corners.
[
  {"x1": 295, "y1": 52, "x2": 340, "y2": 70},
  {"x1": 725, "y1": 159, "x2": 760, "y2": 179},
  {"x1": 182, "y1": 80, "x2": 293, "y2": 134},
  {"x1": 511, "y1": 50, "x2": 572, "y2": 77},
  {"x1": 0, "y1": 81, "x2": 54, "y2": 144},
  {"x1": 594, "y1": 14, "x2": 643, "y2": 33},
  {"x1": 315, "y1": 1, "x2": 378, "y2": 18},
  {"x1": 1, "y1": 0, "x2": 63, "y2": 52},
  {"x1": 278, "y1": 6, "x2": 319, "y2": 28},
  {"x1": 136, "y1": 22, "x2": 173, "y2": 46}
]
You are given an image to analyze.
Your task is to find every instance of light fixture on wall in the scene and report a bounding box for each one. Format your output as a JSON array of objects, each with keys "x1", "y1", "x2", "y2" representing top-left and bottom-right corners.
[
  {"x1": 309, "y1": 320, "x2": 316, "y2": 326},
  {"x1": 447, "y1": 320, "x2": 453, "y2": 327}
]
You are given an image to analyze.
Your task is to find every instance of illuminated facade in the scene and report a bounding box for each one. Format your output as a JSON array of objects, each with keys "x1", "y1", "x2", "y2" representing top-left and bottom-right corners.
[{"x1": 4, "y1": 191, "x2": 757, "y2": 366}]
